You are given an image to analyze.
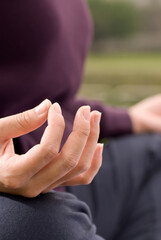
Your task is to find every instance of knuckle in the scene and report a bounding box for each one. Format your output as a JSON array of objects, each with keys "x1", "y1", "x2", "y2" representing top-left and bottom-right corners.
[
  {"x1": 63, "y1": 154, "x2": 78, "y2": 170},
  {"x1": 42, "y1": 146, "x2": 58, "y2": 160},
  {"x1": 16, "y1": 112, "x2": 31, "y2": 130},
  {"x1": 77, "y1": 127, "x2": 90, "y2": 138},
  {"x1": 90, "y1": 128, "x2": 99, "y2": 140},
  {"x1": 77, "y1": 162, "x2": 90, "y2": 173}
]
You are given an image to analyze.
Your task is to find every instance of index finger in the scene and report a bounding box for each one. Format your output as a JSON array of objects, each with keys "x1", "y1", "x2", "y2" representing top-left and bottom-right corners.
[
  {"x1": 15, "y1": 103, "x2": 65, "y2": 178},
  {"x1": 23, "y1": 106, "x2": 91, "y2": 193},
  {"x1": 0, "y1": 99, "x2": 51, "y2": 141}
]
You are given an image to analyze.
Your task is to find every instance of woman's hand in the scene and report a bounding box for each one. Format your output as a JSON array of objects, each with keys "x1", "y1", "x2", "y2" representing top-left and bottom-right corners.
[
  {"x1": 0, "y1": 100, "x2": 103, "y2": 197},
  {"x1": 129, "y1": 94, "x2": 161, "y2": 134}
]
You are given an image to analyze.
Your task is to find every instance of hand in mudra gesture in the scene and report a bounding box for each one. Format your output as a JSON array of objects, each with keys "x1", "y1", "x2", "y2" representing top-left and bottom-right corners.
[
  {"x1": 129, "y1": 94, "x2": 161, "y2": 134},
  {"x1": 0, "y1": 100, "x2": 103, "y2": 197}
]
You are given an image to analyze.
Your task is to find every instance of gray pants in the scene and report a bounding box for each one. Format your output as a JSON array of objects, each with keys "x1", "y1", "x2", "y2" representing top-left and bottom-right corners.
[{"x1": 1, "y1": 134, "x2": 161, "y2": 240}]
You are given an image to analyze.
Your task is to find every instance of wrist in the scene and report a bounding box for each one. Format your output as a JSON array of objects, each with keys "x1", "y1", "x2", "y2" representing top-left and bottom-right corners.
[{"x1": 128, "y1": 106, "x2": 143, "y2": 134}]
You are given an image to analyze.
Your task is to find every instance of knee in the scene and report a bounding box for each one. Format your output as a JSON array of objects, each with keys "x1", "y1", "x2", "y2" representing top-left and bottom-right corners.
[
  {"x1": 0, "y1": 191, "x2": 99, "y2": 240},
  {"x1": 0, "y1": 192, "x2": 61, "y2": 239},
  {"x1": 0, "y1": 192, "x2": 75, "y2": 240},
  {"x1": 109, "y1": 133, "x2": 161, "y2": 172},
  {"x1": 102, "y1": 133, "x2": 161, "y2": 196}
]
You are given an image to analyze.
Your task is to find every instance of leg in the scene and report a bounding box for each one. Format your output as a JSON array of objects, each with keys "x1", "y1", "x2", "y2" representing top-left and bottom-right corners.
[
  {"x1": 69, "y1": 134, "x2": 161, "y2": 240},
  {"x1": 0, "y1": 191, "x2": 103, "y2": 240}
]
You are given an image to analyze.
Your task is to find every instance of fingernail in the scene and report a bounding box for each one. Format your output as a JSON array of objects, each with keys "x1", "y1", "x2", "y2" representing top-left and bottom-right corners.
[
  {"x1": 52, "y1": 102, "x2": 62, "y2": 114},
  {"x1": 97, "y1": 143, "x2": 104, "y2": 157},
  {"x1": 93, "y1": 112, "x2": 102, "y2": 125},
  {"x1": 82, "y1": 106, "x2": 90, "y2": 121},
  {"x1": 35, "y1": 99, "x2": 51, "y2": 116}
]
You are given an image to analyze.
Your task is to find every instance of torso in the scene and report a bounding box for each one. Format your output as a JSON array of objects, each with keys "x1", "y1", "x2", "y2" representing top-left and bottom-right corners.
[{"x1": 0, "y1": 0, "x2": 92, "y2": 116}]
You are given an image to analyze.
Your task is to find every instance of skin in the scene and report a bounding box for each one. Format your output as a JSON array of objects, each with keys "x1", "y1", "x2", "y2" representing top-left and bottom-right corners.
[
  {"x1": 1, "y1": 94, "x2": 161, "y2": 197},
  {"x1": 129, "y1": 94, "x2": 161, "y2": 134},
  {"x1": 0, "y1": 99, "x2": 103, "y2": 197}
]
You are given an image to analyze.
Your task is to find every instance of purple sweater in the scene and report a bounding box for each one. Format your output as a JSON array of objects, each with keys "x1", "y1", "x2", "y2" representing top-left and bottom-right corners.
[{"x1": 0, "y1": 0, "x2": 132, "y2": 153}]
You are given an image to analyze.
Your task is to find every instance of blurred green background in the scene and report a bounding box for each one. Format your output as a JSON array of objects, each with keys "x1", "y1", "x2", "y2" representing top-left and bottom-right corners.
[{"x1": 79, "y1": 0, "x2": 161, "y2": 107}]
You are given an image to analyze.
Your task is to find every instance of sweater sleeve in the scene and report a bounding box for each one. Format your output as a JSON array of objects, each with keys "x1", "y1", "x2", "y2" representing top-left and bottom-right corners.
[
  {"x1": 63, "y1": 97, "x2": 133, "y2": 139},
  {"x1": 13, "y1": 96, "x2": 132, "y2": 155}
]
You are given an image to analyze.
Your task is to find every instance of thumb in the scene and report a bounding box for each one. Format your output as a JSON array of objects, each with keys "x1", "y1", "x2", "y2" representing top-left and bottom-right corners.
[{"x1": 0, "y1": 99, "x2": 51, "y2": 141}]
